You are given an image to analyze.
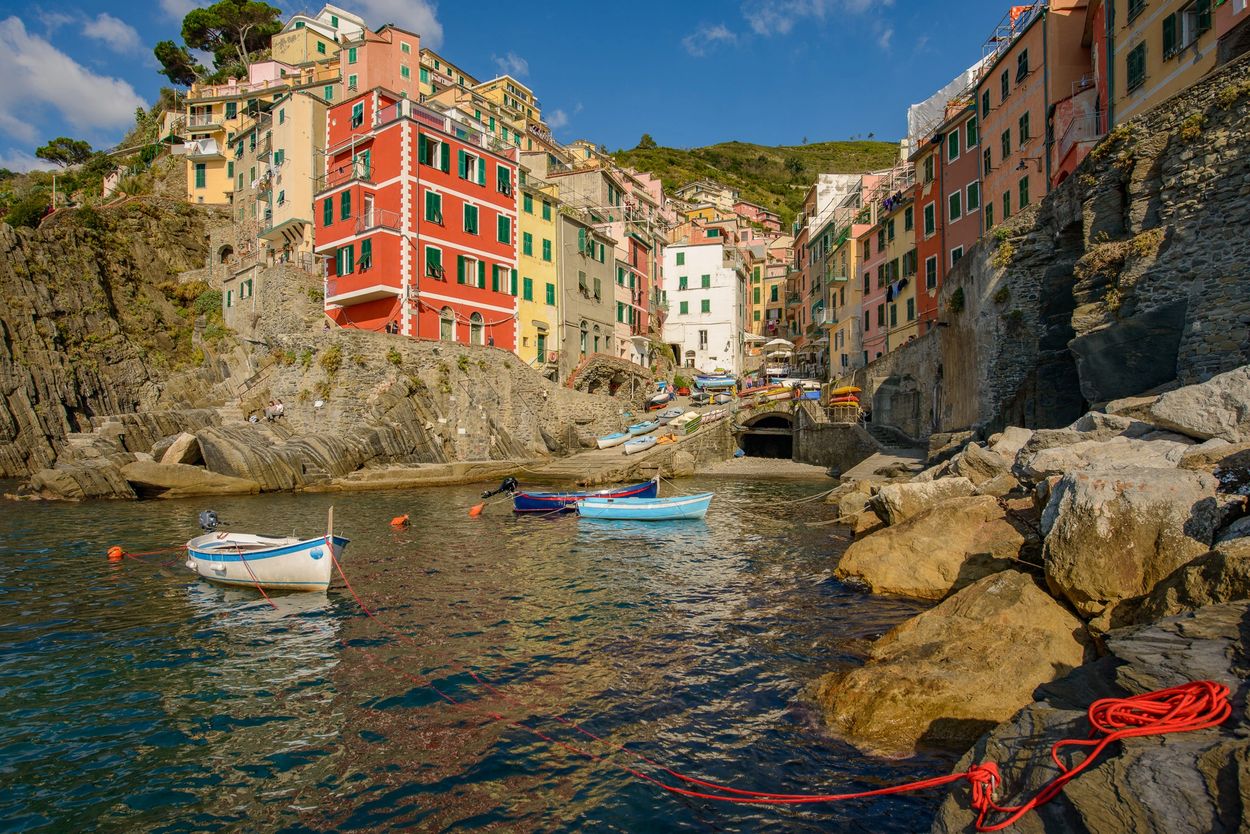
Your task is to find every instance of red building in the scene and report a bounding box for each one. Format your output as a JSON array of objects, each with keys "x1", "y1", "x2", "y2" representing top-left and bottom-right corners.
[{"x1": 315, "y1": 88, "x2": 519, "y2": 348}]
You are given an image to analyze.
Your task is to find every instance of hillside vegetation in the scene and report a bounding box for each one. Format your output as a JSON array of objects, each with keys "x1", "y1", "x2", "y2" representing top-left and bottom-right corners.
[{"x1": 612, "y1": 139, "x2": 899, "y2": 227}]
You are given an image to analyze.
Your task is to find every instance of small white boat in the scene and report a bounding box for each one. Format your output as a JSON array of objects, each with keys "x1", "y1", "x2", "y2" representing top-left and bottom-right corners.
[
  {"x1": 597, "y1": 431, "x2": 629, "y2": 449},
  {"x1": 657, "y1": 407, "x2": 685, "y2": 425},
  {"x1": 622, "y1": 435, "x2": 657, "y2": 455},
  {"x1": 577, "y1": 493, "x2": 714, "y2": 521},
  {"x1": 713, "y1": 393, "x2": 734, "y2": 404},
  {"x1": 670, "y1": 411, "x2": 703, "y2": 435},
  {"x1": 185, "y1": 509, "x2": 347, "y2": 592},
  {"x1": 702, "y1": 408, "x2": 729, "y2": 425},
  {"x1": 627, "y1": 420, "x2": 661, "y2": 436}
]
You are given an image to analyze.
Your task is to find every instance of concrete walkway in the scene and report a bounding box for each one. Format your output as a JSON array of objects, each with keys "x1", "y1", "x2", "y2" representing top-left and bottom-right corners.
[{"x1": 838, "y1": 447, "x2": 927, "y2": 483}]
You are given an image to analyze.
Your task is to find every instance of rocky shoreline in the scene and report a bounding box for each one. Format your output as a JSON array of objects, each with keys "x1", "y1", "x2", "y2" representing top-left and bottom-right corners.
[{"x1": 814, "y1": 364, "x2": 1250, "y2": 830}]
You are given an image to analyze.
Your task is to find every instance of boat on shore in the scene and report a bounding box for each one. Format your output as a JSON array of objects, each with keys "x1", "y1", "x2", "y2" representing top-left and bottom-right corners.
[
  {"x1": 670, "y1": 411, "x2": 703, "y2": 435},
  {"x1": 597, "y1": 431, "x2": 629, "y2": 449},
  {"x1": 623, "y1": 436, "x2": 657, "y2": 455},
  {"x1": 185, "y1": 510, "x2": 347, "y2": 592},
  {"x1": 713, "y1": 393, "x2": 733, "y2": 404},
  {"x1": 656, "y1": 407, "x2": 685, "y2": 425},
  {"x1": 512, "y1": 479, "x2": 659, "y2": 513},
  {"x1": 702, "y1": 408, "x2": 728, "y2": 425},
  {"x1": 627, "y1": 420, "x2": 660, "y2": 436},
  {"x1": 577, "y1": 492, "x2": 714, "y2": 521}
]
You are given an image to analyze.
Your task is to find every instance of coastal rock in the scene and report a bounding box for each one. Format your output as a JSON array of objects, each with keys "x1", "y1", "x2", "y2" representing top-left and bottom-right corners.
[
  {"x1": 1104, "y1": 393, "x2": 1162, "y2": 422},
  {"x1": 850, "y1": 509, "x2": 884, "y2": 539},
  {"x1": 836, "y1": 496, "x2": 1025, "y2": 600},
  {"x1": 869, "y1": 477, "x2": 977, "y2": 526},
  {"x1": 1070, "y1": 411, "x2": 1155, "y2": 438},
  {"x1": 989, "y1": 426, "x2": 1034, "y2": 461},
  {"x1": 1148, "y1": 365, "x2": 1250, "y2": 442},
  {"x1": 813, "y1": 571, "x2": 1089, "y2": 757},
  {"x1": 1132, "y1": 545, "x2": 1250, "y2": 623},
  {"x1": 669, "y1": 450, "x2": 696, "y2": 478},
  {"x1": 28, "y1": 460, "x2": 136, "y2": 500},
  {"x1": 1041, "y1": 467, "x2": 1221, "y2": 620},
  {"x1": 931, "y1": 601, "x2": 1250, "y2": 834},
  {"x1": 159, "y1": 432, "x2": 203, "y2": 466},
  {"x1": 195, "y1": 425, "x2": 303, "y2": 491},
  {"x1": 950, "y1": 443, "x2": 1012, "y2": 486},
  {"x1": 828, "y1": 484, "x2": 872, "y2": 521},
  {"x1": 927, "y1": 431, "x2": 976, "y2": 466},
  {"x1": 1018, "y1": 436, "x2": 1191, "y2": 481},
  {"x1": 120, "y1": 460, "x2": 260, "y2": 499},
  {"x1": 1217, "y1": 515, "x2": 1250, "y2": 545},
  {"x1": 976, "y1": 473, "x2": 1022, "y2": 498}
]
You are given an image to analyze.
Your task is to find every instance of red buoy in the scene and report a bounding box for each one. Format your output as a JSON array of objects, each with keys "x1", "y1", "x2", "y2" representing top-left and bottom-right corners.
[
  {"x1": 107, "y1": 546, "x2": 124, "y2": 562},
  {"x1": 389, "y1": 514, "x2": 410, "y2": 528}
]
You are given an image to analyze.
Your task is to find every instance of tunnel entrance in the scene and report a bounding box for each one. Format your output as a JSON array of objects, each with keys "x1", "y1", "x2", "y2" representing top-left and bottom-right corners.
[{"x1": 739, "y1": 414, "x2": 794, "y2": 459}]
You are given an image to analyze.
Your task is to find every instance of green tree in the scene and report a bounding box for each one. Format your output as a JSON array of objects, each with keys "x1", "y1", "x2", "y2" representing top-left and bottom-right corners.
[
  {"x1": 636, "y1": 134, "x2": 658, "y2": 150},
  {"x1": 154, "y1": 40, "x2": 203, "y2": 86},
  {"x1": 182, "y1": 0, "x2": 282, "y2": 72},
  {"x1": 35, "y1": 137, "x2": 94, "y2": 167}
]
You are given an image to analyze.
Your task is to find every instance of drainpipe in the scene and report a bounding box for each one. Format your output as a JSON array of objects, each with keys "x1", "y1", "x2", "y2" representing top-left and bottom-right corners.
[
  {"x1": 1043, "y1": 7, "x2": 1053, "y2": 190},
  {"x1": 1106, "y1": 0, "x2": 1116, "y2": 129}
]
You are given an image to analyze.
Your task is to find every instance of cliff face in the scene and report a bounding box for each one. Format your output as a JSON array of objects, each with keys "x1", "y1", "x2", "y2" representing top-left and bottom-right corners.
[
  {"x1": 841, "y1": 58, "x2": 1250, "y2": 440},
  {"x1": 0, "y1": 201, "x2": 231, "y2": 477}
]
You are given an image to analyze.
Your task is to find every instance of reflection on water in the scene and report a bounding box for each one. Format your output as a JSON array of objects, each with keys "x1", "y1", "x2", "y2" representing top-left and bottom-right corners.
[{"x1": 0, "y1": 479, "x2": 950, "y2": 832}]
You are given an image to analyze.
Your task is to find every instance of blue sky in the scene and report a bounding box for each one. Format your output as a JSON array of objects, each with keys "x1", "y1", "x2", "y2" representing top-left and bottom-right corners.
[{"x1": 0, "y1": 0, "x2": 1017, "y2": 172}]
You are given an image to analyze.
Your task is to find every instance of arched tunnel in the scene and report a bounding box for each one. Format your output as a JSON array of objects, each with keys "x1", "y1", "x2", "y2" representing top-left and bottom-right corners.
[{"x1": 738, "y1": 413, "x2": 794, "y2": 459}]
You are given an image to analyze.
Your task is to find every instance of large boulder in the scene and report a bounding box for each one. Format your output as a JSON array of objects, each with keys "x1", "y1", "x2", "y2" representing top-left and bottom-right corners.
[
  {"x1": 121, "y1": 461, "x2": 260, "y2": 499},
  {"x1": 836, "y1": 496, "x2": 1027, "y2": 600},
  {"x1": 28, "y1": 460, "x2": 136, "y2": 500},
  {"x1": 159, "y1": 432, "x2": 203, "y2": 465},
  {"x1": 950, "y1": 443, "x2": 1012, "y2": 486},
  {"x1": 1132, "y1": 543, "x2": 1250, "y2": 623},
  {"x1": 1042, "y1": 467, "x2": 1221, "y2": 621},
  {"x1": 988, "y1": 426, "x2": 1034, "y2": 461},
  {"x1": 1148, "y1": 365, "x2": 1250, "y2": 442},
  {"x1": 869, "y1": 477, "x2": 977, "y2": 525},
  {"x1": 931, "y1": 601, "x2": 1250, "y2": 834},
  {"x1": 811, "y1": 571, "x2": 1089, "y2": 757},
  {"x1": 1018, "y1": 436, "x2": 1191, "y2": 481}
]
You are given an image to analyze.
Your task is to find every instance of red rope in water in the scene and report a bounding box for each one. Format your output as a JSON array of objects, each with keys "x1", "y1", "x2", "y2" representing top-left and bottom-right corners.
[{"x1": 326, "y1": 555, "x2": 1231, "y2": 827}]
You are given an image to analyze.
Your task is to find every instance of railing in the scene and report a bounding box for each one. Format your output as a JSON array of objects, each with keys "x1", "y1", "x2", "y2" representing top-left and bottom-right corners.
[
  {"x1": 355, "y1": 208, "x2": 403, "y2": 233},
  {"x1": 786, "y1": 293, "x2": 801, "y2": 306},
  {"x1": 257, "y1": 132, "x2": 272, "y2": 158},
  {"x1": 186, "y1": 113, "x2": 222, "y2": 128},
  {"x1": 1057, "y1": 111, "x2": 1105, "y2": 165},
  {"x1": 316, "y1": 160, "x2": 373, "y2": 191}
]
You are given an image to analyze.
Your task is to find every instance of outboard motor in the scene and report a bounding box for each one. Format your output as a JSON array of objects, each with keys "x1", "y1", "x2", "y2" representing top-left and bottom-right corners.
[
  {"x1": 480, "y1": 476, "x2": 519, "y2": 499},
  {"x1": 198, "y1": 509, "x2": 220, "y2": 531}
]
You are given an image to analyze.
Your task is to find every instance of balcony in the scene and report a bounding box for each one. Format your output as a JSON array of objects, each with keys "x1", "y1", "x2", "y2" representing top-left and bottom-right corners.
[
  {"x1": 315, "y1": 160, "x2": 374, "y2": 192},
  {"x1": 1057, "y1": 111, "x2": 1105, "y2": 170},
  {"x1": 256, "y1": 132, "x2": 272, "y2": 159},
  {"x1": 324, "y1": 276, "x2": 402, "y2": 307},
  {"x1": 185, "y1": 112, "x2": 223, "y2": 131},
  {"x1": 355, "y1": 208, "x2": 403, "y2": 234},
  {"x1": 785, "y1": 293, "x2": 801, "y2": 306}
]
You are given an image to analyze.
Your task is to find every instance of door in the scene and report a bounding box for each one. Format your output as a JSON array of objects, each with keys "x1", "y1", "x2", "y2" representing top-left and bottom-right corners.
[
  {"x1": 363, "y1": 194, "x2": 374, "y2": 229},
  {"x1": 536, "y1": 333, "x2": 546, "y2": 365}
]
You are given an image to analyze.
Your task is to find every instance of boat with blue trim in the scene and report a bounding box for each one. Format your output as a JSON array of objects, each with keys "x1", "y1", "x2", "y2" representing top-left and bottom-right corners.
[
  {"x1": 185, "y1": 530, "x2": 348, "y2": 592},
  {"x1": 577, "y1": 492, "x2": 714, "y2": 521},
  {"x1": 627, "y1": 420, "x2": 660, "y2": 436},
  {"x1": 597, "y1": 431, "x2": 629, "y2": 449},
  {"x1": 512, "y1": 479, "x2": 659, "y2": 513},
  {"x1": 622, "y1": 436, "x2": 657, "y2": 455}
]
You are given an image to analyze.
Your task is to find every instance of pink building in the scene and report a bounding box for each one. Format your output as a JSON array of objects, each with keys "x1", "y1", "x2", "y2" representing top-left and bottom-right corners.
[
  {"x1": 733, "y1": 200, "x2": 782, "y2": 233},
  {"x1": 339, "y1": 25, "x2": 423, "y2": 102},
  {"x1": 859, "y1": 219, "x2": 889, "y2": 362}
]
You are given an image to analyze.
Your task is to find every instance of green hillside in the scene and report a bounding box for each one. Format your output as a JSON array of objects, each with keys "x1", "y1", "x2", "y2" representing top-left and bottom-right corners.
[{"x1": 611, "y1": 139, "x2": 899, "y2": 228}]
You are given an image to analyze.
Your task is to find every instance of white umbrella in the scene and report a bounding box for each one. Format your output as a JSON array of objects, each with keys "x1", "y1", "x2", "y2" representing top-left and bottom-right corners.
[
  {"x1": 766, "y1": 350, "x2": 791, "y2": 358},
  {"x1": 763, "y1": 338, "x2": 794, "y2": 350}
]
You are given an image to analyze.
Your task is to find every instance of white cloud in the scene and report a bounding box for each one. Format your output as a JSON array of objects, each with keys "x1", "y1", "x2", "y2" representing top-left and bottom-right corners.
[
  {"x1": 683, "y1": 23, "x2": 737, "y2": 57},
  {"x1": 0, "y1": 148, "x2": 57, "y2": 173},
  {"x1": 159, "y1": 0, "x2": 203, "y2": 18},
  {"x1": 82, "y1": 13, "x2": 141, "y2": 53},
  {"x1": 547, "y1": 109, "x2": 568, "y2": 130},
  {"x1": 492, "y1": 51, "x2": 528, "y2": 77},
  {"x1": 350, "y1": 0, "x2": 444, "y2": 49},
  {"x1": 741, "y1": 0, "x2": 893, "y2": 36},
  {"x1": 0, "y1": 17, "x2": 146, "y2": 144},
  {"x1": 37, "y1": 11, "x2": 75, "y2": 33},
  {"x1": 877, "y1": 27, "x2": 893, "y2": 49}
]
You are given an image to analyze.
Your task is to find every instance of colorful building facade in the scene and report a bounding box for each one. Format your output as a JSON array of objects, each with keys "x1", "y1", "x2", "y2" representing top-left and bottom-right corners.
[{"x1": 516, "y1": 168, "x2": 561, "y2": 375}]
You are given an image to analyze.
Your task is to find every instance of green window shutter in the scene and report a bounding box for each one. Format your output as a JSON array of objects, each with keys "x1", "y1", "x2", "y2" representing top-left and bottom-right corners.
[
  {"x1": 497, "y1": 166, "x2": 508, "y2": 192},
  {"x1": 542, "y1": 200, "x2": 551, "y2": 220},
  {"x1": 322, "y1": 198, "x2": 331, "y2": 225},
  {"x1": 701, "y1": 299, "x2": 710, "y2": 313},
  {"x1": 478, "y1": 260, "x2": 486, "y2": 288},
  {"x1": 546, "y1": 283, "x2": 555, "y2": 305},
  {"x1": 498, "y1": 214, "x2": 510, "y2": 244},
  {"x1": 678, "y1": 276, "x2": 687, "y2": 290},
  {"x1": 458, "y1": 150, "x2": 468, "y2": 179},
  {"x1": 510, "y1": 269, "x2": 518, "y2": 296},
  {"x1": 225, "y1": 101, "x2": 237, "y2": 119},
  {"x1": 523, "y1": 232, "x2": 533, "y2": 255},
  {"x1": 542, "y1": 239, "x2": 551, "y2": 261},
  {"x1": 679, "y1": 301, "x2": 688, "y2": 315},
  {"x1": 577, "y1": 228, "x2": 586, "y2": 253},
  {"x1": 701, "y1": 275, "x2": 710, "y2": 288},
  {"x1": 947, "y1": 131, "x2": 959, "y2": 160},
  {"x1": 491, "y1": 266, "x2": 501, "y2": 292},
  {"x1": 420, "y1": 67, "x2": 428, "y2": 83},
  {"x1": 194, "y1": 164, "x2": 206, "y2": 188},
  {"x1": 418, "y1": 134, "x2": 427, "y2": 163},
  {"x1": 457, "y1": 255, "x2": 467, "y2": 284},
  {"x1": 360, "y1": 238, "x2": 372, "y2": 269},
  {"x1": 340, "y1": 191, "x2": 351, "y2": 220},
  {"x1": 753, "y1": 287, "x2": 761, "y2": 304},
  {"x1": 440, "y1": 144, "x2": 450, "y2": 173},
  {"x1": 676, "y1": 252, "x2": 685, "y2": 266},
  {"x1": 426, "y1": 246, "x2": 441, "y2": 276},
  {"x1": 324, "y1": 86, "x2": 333, "y2": 101},
  {"x1": 400, "y1": 65, "x2": 410, "y2": 79},
  {"x1": 967, "y1": 115, "x2": 978, "y2": 147},
  {"x1": 348, "y1": 47, "x2": 357, "y2": 63},
  {"x1": 227, "y1": 161, "x2": 234, "y2": 177},
  {"x1": 523, "y1": 277, "x2": 533, "y2": 301},
  {"x1": 477, "y1": 159, "x2": 486, "y2": 186},
  {"x1": 523, "y1": 193, "x2": 532, "y2": 212}
]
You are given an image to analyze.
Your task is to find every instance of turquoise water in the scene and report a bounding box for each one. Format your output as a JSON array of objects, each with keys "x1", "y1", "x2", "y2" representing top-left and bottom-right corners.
[{"x1": 0, "y1": 478, "x2": 950, "y2": 832}]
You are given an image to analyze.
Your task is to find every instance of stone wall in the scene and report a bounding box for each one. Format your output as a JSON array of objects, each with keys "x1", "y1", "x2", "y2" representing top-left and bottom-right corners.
[
  {"x1": 833, "y1": 330, "x2": 942, "y2": 441},
  {"x1": 793, "y1": 422, "x2": 880, "y2": 474}
]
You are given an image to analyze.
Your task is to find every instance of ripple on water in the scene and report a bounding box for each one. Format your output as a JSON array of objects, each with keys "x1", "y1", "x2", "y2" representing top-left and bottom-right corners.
[{"x1": 0, "y1": 478, "x2": 948, "y2": 832}]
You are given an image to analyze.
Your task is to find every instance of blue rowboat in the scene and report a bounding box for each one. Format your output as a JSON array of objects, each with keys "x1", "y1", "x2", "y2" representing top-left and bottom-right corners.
[
  {"x1": 185, "y1": 531, "x2": 349, "y2": 591},
  {"x1": 627, "y1": 420, "x2": 660, "y2": 436},
  {"x1": 623, "y1": 436, "x2": 657, "y2": 455},
  {"x1": 597, "y1": 431, "x2": 629, "y2": 449},
  {"x1": 512, "y1": 479, "x2": 658, "y2": 513},
  {"x1": 577, "y1": 493, "x2": 714, "y2": 521}
]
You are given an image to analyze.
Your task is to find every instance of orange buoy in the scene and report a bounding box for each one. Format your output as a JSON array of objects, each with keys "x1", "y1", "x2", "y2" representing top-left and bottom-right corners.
[
  {"x1": 107, "y1": 546, "x2": 125, "y2": 562},
  {"x1": 468, "y1": 503, "x2": 484, "y2": 517},
  {"x1": 389, "y1": 514, "x2": 410, "y2": 528}
]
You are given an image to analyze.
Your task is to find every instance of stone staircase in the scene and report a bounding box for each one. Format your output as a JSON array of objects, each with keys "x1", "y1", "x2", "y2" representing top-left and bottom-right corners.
[{"x1": 867, "y1": 422, "x2": 922, "y2": 450}]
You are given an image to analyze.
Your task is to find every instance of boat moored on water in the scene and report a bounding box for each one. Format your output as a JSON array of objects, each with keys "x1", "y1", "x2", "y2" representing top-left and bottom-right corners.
[
  {"x1": 622, "y1": 436, "x2": 657, "y2": 455},
  {"x1": 577, "y1": 492, "x2": 714, "y2": 521},
  {"x1": 512, "y1": 479, "x2": 659, "y2": 513},
  {"x1": 185, "y1": 511, "x2": 348, "y2": 592},
  {"x1": 597, "y1": 431, "x2": 629, "y2": 449}
]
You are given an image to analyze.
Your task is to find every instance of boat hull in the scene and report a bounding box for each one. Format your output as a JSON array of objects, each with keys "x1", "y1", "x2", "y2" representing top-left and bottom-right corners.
[
  {"x1": 185, "y1": 533, "x2": 349, "y2": 592},
  {"x1": 627, "y1": 421, "x2": 660, "y2": 436},
  {"x1": 513, "y1": 480, "x2": 659, "y2": 513},
  {"x1": 577, "y1": 493, "x2": 714, "y2": 521},
  {"x1": 597, "y1": 433, "x2": 629, "y2": 449},
  {"x1": 623, "y1": 436, "x2": 657, "y2": 455}
]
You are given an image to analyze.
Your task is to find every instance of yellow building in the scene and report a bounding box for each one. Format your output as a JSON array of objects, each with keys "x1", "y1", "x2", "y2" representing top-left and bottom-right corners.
[
  {"x1": 418, "y1": 48, "x2": 478, "y2": 100},
  {"x1": 826, "y1": 216, "x2": 865, "y2": 375},
  {"x1": 881, "y1": 193, "x2": 920, "y2": 351},
  {"x1": 517, "y1": 167, "x2": 561, "y2": 377},
  {"x1": 271, "y1": 5, "x2": 364, "y2": 66},
  {"x1": 1110, "y1": 0, "x2": 1220, "y2": 126}
]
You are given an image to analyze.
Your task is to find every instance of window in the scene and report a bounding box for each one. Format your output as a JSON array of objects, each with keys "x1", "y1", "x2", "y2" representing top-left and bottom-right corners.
[
  {"x1": 497, "y1": 214, "x2": 510, "y2": 244},
  {"x1": 542, "y1": 239, "x2": 552, "y2": 261},
  {"x1": 889, "y1": 304, "x2": 897, "y2": 328},
  {"x1": 348, "y1": 74, "x2": 357, "y2": 90},
  {"x1": 1018, "y1": 112, "x2": 1031, "y2": 145},
  {"x1": 522, "y1": 232, "x2": 533, "y2": 256},
  {"x1": 425, "y1": 190, "x2": 443, "y2": 224},
  {"x1": 1016, "y1": 49, "x2": 1029, "y2": 83},
  {"x1": 1018, "y1": 176, "x2": 1030, "y2": 209},
  {"x1": 458, "y1": 150, "x2": 485, "y2": 185},
  {"x1": 277, "y1": 189, "x2": 285, "y2": 206},
  {"x1": 348, "y1": 47, "x2": 357, "y2": 64},
  {"x1": 1127, "y1": 43, "x2": 1147, "y2": 93},
  {"x1": 902, "y1": 249, "x2": 917, "y2": 277},
  {"x1": 225, "y1": 101, "x2": 237, "y2": 120},
  {"x1": 951, "y1": 246, "x2": 964, "y2": 266},
  {"x1": 426, "y1": 246, "x2": 443, "y2": 279},
  {"x1": 401, "y1": 42, "x2": 411, "y2": 54},
  {"x1": 324, "y1": 86, "x2": 333, "y2": 101},
  {"x1": 753, "y1": 286, "x2": 761, "y2": 304},
  {"x1": 698, "y1": 330, "x2": 708, "y2": 349},
  {"x1": 330, "y1": 14, "x2": 338, "y2": 26},
  {"x1": 923, "y1": 202, "x2": 936, "y2": 237},
  {"x1": 194, "y1": 163, "x2": 206, "y2": 188},
  {"x1": 948, "y1": 190, "x2": 963, "y2": 222},
  {"x1": 542, "y1": 200, "x2": 551, "y2": 220},
  {"x1": 1000, "y1": 70, "x2": 1009, "y2": 102},
  {"x1": 706, "y1": 228, "x2": 720, "y2": 238},
  {"x1": 497, "y1": 166, "x2": 511, "y2": 194},
  {"x1": 1000, "y1": 130, "x2": 1011, "y2": 161},
  {"x1": 359, "y1": 238, "x2": 372, "y2": 270},
  {"x1": 546, "y1": 282, "x2": 555, "y2": 305},
  {"x1": 966, "y1": 115, "x2": 978, "y2": 148},
  {"x1": 676, "y1": 252, "x2": 685, "y2": 266},
  {"x1": 336, "y1": 244, "x2": 355, "y2": 275},
  {"x1": 400, "y1": 65, "x2": 410, "y2": 79},
  {"x1": 1164, "y1": 13, "x2": 1179, "y2": 56},
  {"x1": 523, "y1": 193, "x2": 533, "y2": 213},
  {"x1": 317, "y1": 41, "x2": 326, "y2": 55},
  {"x1": 947, "y1": 130, "x2": 960, "y2": 162},
  {"x1": 966, "y1": 182, "x2": 981, "y2": 212},
  {"x1": 1002, "y1": 191, "x2": 1011, "y2": 220},
  {"x1": 469, "y1": 313, "x2": 484, "y2": 345},
  {"x1": 678, "y1": 276, "x2": 688, "y2": 290},
  {"x1": 983, "y1": 147, "x2": 992, "y2": 174},
  {"x1": 877, "y1": 304, "x2": 886, "y2": 327},
  {"x1": 577, "y1": 227, "x2": 587, "y2": 254},
  {"x1": 340, "y1": 190, "x2": 350, "y2": 220},
  {"x1": 522, "y1": 276, "x2": 533, "y2": 301},
  {"x1": 985, "y1": 202, "x2": 994, "y2": 229},
  {"x1": 701, "y1": 274, "x2": 711, "y2": 289},
  {"x1": 457, "y1": 255, "x2": 485, "y2": 287},
  {"x1": 925, "y1": 255, "x2": 938, "y2": 290},
  {"x1": 679, "y1": 300, "x2": 689, "y2": 315},
  {"x1": 864, "y1": 309, "x2": 871, "y2": 332},
  {"x1": 904, "y1": 206, "x2": 914, "y2": 231},
  {"x1": 579, "y1": 322, "x2": 588, "y2": 354},
  {"x1": 906, "y1": 298, "x2": 915, "y2": 321},
  {"x1": 227, "y1": 161, "x2": 234, "y2": 179},
  {"x1": 877, "y1": 229, "x2": 885, "y2": 250},
  {"x1": 770, "y1": 285, "x2": 778, "y2": 302},
  {"x1": 887, "y1": 219, "x2": 895, "y2": 241},
  {"x1": 1128, "y1": 0, "x2": 1146, "y2": 21},
  {"x1": 981, "y1": 89, "x2": 990, "y2": 117},
  {"x1": 323, "y1": 198, "x2": 332, "y2": 226},
  {"x1": 923, "y1": 155, "x2": 935, "y2": 183},
  {"x1": 420, "y1": 67, "x2": 429, "y2": 83}
]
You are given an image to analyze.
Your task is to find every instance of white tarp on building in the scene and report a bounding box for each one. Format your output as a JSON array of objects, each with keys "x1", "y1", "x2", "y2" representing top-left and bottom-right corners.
[{"x1": 904, "y1": 56, "x2": 991, "y2": 155}]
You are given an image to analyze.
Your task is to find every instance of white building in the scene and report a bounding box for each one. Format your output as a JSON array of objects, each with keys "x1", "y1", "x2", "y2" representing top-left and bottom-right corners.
[{"x1": 662, "y1": 241, "x2": 748, "y2": 375}]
